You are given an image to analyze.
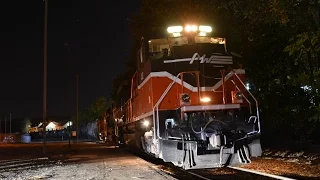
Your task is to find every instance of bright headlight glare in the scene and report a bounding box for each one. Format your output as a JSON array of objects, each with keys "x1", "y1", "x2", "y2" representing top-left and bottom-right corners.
[
  {"x1": 200, "y1": 97, "x2": 211, "y2": 103},
  {"x1": 185, "y1": 25, "x2": 198, "y2": 32},
  {"x1": 167, "y1": 26, "x2": 183, "y2": 33},
  {"x1": 191, "y1": 25, "x2": 198, "y2": 31},
  {"x1": 199, "y1": 25, "x2": 212, "y2": 32},
  {"x1": 143, "y1": 120, "x2": 149, "y2": 127}
]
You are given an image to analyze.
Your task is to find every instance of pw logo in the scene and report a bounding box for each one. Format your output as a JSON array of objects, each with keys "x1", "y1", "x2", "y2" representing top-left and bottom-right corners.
[
  {"x1": 189, "y1": 53, "x2": 232, "y2": 64},
  {"x1": 190, "y1": 53, "x2": 210, "y2": 64},
  {"x1": 163, "y1": 53, "x2": 233, "y2": 65}
]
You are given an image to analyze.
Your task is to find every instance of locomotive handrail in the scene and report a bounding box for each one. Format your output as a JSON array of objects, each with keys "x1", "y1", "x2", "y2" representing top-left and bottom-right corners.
[
  {"x1": 230, "y1": 80, "x2": 252, "y2": 114},
  {"x1": 153, "y1": 73, "x2": 181, "y2": 140},
  {"x1": 232, "y1": 71, "x2": 260, "y2": 134},
  {"x1": 113, "y1": 99, "x2": 132, "y2": 117}
]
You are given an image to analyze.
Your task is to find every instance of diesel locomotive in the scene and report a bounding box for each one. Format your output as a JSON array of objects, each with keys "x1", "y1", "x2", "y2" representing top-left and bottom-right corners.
[{"x1": 105, "y1": 24, "x2": 262, "y2": 169}]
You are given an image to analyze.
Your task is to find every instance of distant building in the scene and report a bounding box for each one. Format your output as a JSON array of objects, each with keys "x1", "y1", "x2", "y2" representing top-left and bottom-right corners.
[{"x1": 27, "y1": 116, "x2": 72, "y2": 133}]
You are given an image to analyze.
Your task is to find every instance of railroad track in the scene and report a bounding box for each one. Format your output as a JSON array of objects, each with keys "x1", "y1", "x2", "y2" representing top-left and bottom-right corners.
[
  {"x1": 0, "y1": 157, "x2": 58, "y2": 173},
  {"x1": 186, "y1": 166, "x2": 297, "y2": 180},
  {"x1": 154, "y1": 163, "x2": 297, "y2": 180},
  {"x1": 129, "y1": 149, "x2": 297, "y2": 180},
  {"x1": 227, "y1": 166, "x2": 296, "y2": 180}
]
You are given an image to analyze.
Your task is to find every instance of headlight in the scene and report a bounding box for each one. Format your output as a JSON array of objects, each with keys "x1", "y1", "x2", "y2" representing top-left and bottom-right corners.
[
  {"x1": 200, "y1": 97, "x2": 211, "y2": 103},
  {"x1": 143, "y1": 120, "x2": 149, "y2": 127},
  {"x1": 185, "y1": 25, "x2": 198, "y2": 32},
  {"x1": 167, "y1": 25, "x2": 212, "y2": 34},
  {"x1": 199, "y1": 25, "x2": 212, "y2": 32},
  {"x1": 167, "y1": 26, "x2": 183, "y2": 33}
]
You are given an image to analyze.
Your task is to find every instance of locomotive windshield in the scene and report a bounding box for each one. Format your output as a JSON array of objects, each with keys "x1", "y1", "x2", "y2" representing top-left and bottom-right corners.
[{"x1": 148, "y1": 36, "x2": 227, "y2": 61}]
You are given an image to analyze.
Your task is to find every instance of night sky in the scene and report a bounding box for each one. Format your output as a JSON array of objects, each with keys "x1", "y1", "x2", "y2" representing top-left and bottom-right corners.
[{"x1": 1, "y1": 0, "x2": 140, "y2": 119}]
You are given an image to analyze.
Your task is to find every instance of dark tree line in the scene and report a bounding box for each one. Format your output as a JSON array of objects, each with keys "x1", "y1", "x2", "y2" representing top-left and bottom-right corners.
[
  {"x1": 68, "y1": 96, "x2": 108, "y2": 126},
  {"x1": 111, "y1": 0, "x2": 320, "y2": 147}
]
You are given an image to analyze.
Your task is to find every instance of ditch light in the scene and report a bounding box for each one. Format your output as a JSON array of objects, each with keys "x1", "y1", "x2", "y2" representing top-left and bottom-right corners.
[
  {"x1": 200, "y1": 97, "x2": 211, "y2": 103},
  {"x1": 167, "y1": 26, "x2": 183, "y2": 33},
  {"x1": 199, "y1": 25, "x2": 212, "y2": 32},
  {"x1": 143, "y1": 120, "x2": 150, "y2": 127}
]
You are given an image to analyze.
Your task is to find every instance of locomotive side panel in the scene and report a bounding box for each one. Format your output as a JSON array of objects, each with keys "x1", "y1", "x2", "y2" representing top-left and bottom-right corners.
[{"x1": 132, "y1": 79, "x2": 153, "y2": 119}]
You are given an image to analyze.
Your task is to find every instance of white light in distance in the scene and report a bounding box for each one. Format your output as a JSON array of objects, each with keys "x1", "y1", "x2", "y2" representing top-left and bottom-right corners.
[{"x1": 46, "y1": 122, "x2": 56, "y2": 130}]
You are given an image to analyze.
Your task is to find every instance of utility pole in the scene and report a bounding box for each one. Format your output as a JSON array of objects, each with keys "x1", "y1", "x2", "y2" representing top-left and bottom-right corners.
[
  {"x1": 4, "y1": 116, "x2": 6, "y2": 134},
  {"x1": 10, "y1": 113, "x2": 11, "y2": 134},
  {"x1": 43, "y1": 0, "x2": 48, "y2": 155},
  {"x1": 76, "y1": 73, "x2": 79, "y2": 143},
  {"x1": 64, "y1": 42, "x2": 71, "y2": 147},
  {"x1": 68, "y1": 120, "x2": 71, "y2": 148}
]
